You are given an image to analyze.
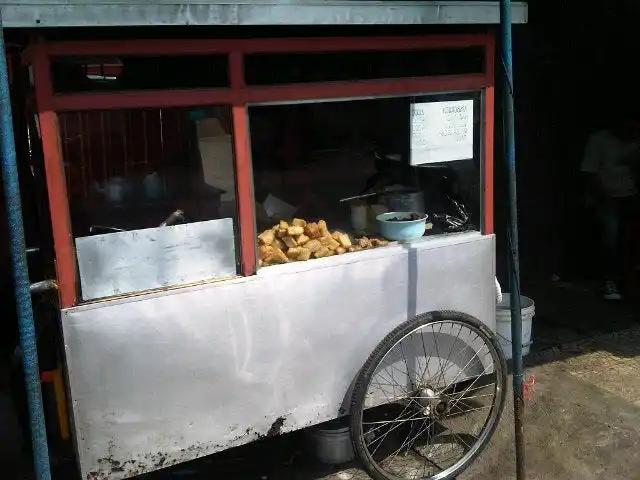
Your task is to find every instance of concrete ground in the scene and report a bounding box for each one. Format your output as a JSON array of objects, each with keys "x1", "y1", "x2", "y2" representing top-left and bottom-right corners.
[{"x1": 461, "y1": 331, "x2": 640, "y2": 480}]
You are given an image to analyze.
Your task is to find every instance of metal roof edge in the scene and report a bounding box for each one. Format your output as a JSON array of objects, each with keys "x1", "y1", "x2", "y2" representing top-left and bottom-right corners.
[{"x1": 0, "y1": 1, "x2": 528, "y2": 28}]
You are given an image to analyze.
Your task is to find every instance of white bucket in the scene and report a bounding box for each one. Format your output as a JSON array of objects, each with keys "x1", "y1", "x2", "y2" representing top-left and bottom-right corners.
[{"x1": 496, "y1": 293, "x2": 535, "y2": 360}]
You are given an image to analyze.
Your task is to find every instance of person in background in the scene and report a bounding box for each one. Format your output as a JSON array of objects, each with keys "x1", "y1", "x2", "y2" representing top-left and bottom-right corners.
[{"x1": 581, "y1": 115, "x2": 640, "y2": 300}]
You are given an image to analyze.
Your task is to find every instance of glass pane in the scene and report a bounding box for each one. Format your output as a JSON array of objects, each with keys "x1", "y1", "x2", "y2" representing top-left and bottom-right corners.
[
  {"x1": 249, "y1": 94, "x2": 481, "y2": 267},
  {"x1": 410, "y1": 92, "x2": 483, "y2": 232},
  {"x1": 245, "y1": 47, "x2": 484, "y2": 85},
  {"x1": 61, "y1": 106, "x2": 239, "y2": 300},
  {"x1": 51, "y1": 55, "x2": 229, "y2": 92}
]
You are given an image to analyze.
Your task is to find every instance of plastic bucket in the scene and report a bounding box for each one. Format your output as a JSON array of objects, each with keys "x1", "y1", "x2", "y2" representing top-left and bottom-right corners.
[{"x1": 496, "y1": 293, "x2": 535, "y2": 360}]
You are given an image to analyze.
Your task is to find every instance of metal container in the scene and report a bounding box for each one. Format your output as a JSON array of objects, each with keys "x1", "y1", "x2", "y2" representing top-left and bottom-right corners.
[
  {"x1": 379, "y1": 188, "x2": 425, "y2": 214},
  {"x1": 349, "y1": 203, "x2": 369, "y2": 234},
  {"x1": 307, "y1": 421, "x2": 354, "y2": 465}
]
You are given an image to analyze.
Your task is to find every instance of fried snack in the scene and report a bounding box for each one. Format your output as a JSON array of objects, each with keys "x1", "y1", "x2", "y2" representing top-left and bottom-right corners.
[
  {"x1": 325, "y1": 237, "x2": 341, "y2": 251},
  {"x1": 359, "y1": 237, "x2": 371, "y2": 249},
  {"x1": 304, "y1": 222, "x2": 321, "y2": 239},
  {"x1": 373, "y1": 238, "x2": 395, "y2": 247},
  {"x1": 264, "y1": 249, "x2": 289, "y2": 264},
  {"x1": 318, "y1": 219, "x2": 330, "y2": 237},
  {"x1": 258, "y1": 245, "x2": 275, "y2": 260},
  {"x1": 286, "y1": 247, "x2": 304, "y2": 259},
  {"x1": 337, "y1": 233, "x2": 352, "y2": 249},
  {"x1": 314, "y1": 247, "x2": 331, "y2": 258},
  {"x1": 370, "y1": 238, "x2": 383, "y2": 247},
  {"x1": 257, "y1": 229, "x2": 275, "y2": 246},
  {"x1": 291, "y1": 218, "x2": 307, "y2": 227},
  {"x1": 304, "y1": 239, "x2": 323, "y2": 253},
  {"x1": 282, "y1": 235, "x2": 298, "y2": 249},
  {"x1": 297, "y1": 247, "x2": 312, "y2": 261},
  {"x1": 319, "y1": 235, "x2": 332, "y2": 246},
  {"x1": 258, "y1": 217, "x2": 393, "y2": 267}
]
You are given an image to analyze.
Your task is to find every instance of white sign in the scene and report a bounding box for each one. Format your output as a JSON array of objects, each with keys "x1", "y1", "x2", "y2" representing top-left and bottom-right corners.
[{"x1": 410, "y1": 99, "x2": 474, "y2": 165}]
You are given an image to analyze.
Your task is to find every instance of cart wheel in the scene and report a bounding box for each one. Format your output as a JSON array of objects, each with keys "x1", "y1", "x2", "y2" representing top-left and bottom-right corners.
[{"x1": 350, "y1": 311, "x2": 507, "y2": 480}]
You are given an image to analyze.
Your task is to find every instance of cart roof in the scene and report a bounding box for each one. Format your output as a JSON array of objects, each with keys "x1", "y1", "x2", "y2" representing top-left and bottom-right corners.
[{"x1": 0, "y1": 1, "x2": 527, "y2": 28}]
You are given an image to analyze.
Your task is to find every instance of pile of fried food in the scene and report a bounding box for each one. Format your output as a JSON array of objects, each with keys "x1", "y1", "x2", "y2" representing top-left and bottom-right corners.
[{"x1": 257, "y1": 218, "x2": 394, "y2": 266}]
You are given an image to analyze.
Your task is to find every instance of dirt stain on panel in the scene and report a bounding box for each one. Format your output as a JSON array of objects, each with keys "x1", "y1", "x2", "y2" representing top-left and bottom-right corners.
[{"x1": 266, "y1": 416, "x2": 287, "y2": 437}]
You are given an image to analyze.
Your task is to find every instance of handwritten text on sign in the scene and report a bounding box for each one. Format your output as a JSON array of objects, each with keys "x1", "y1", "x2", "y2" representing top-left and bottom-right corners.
[{"x1": 410, "y1": 99, "x2": 474, "y2": 165}]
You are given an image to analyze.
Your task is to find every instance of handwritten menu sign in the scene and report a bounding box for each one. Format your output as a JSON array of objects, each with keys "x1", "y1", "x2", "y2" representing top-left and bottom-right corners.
[{"x1": 410, "y1": 99, "x2": 474, "y2": 165}]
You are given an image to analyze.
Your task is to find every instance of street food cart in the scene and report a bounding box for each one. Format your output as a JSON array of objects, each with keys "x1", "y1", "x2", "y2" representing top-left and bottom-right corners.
[{"x1": 18, "y1": 22, "x2": 517, "y2": 480}]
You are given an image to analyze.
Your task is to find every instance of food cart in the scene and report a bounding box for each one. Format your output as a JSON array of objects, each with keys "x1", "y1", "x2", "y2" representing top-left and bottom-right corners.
[{"x1": 17, "y1": 23, "x2": 518, "y2": 480}]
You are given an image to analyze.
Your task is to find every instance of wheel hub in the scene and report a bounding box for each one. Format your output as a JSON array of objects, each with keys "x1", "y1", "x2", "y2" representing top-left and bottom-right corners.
[{"x1": 416, "y1": 386, "x2": 449, "y2": 417}]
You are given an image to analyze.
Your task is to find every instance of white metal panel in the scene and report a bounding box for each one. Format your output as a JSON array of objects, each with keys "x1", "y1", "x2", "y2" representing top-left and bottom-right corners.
[
  {"x1": 75, "y1": 218, "x2": 237, "y2": 301},
  {"x1": 0, "y1": 1, "x2": 528, "y2": 27},
  {"x1": 61, "y1": 232, "x2": 495, "y2": 479}
]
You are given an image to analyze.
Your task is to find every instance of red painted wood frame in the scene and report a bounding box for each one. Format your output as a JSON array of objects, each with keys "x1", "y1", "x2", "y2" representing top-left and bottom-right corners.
[{"x1": 25, "y1": 33, "x2": 496, "y2": 308}]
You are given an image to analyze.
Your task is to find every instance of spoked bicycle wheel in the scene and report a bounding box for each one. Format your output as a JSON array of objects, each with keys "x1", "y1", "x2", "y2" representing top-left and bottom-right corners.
[{"x1": 350, "y1": 311, "x2": 507, "y2": 480}]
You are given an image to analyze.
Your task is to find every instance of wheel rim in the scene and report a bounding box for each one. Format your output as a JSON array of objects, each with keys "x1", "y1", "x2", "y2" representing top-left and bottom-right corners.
[{"x1": 356, "y1": 320, "x2": 505, "y2": 480}]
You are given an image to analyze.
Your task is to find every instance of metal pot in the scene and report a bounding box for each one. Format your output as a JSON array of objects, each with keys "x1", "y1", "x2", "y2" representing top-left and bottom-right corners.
[
  {"x1": 307, "y1": 422, "x2": 354, "y2": 465},
  {"x1": 379, "y1": 187, "x2": 425, "y2": 214}
]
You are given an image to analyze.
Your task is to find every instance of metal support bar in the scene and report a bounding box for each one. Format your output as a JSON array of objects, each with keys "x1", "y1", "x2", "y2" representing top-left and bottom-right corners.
[
  {"x1": 499, "y1": 1, "x2": 525, "y2": 479},
  {"x1": 30, "y1": 279, "x2": 57, "y2": 295},
  {"x1": 0, "y1": 9, "x2": 52, "y2": 480}
]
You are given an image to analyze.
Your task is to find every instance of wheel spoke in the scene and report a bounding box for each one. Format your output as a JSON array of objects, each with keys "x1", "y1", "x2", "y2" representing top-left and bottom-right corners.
[{"x1": 368, "y1": 406, "x2": 425, "y2": 454}]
